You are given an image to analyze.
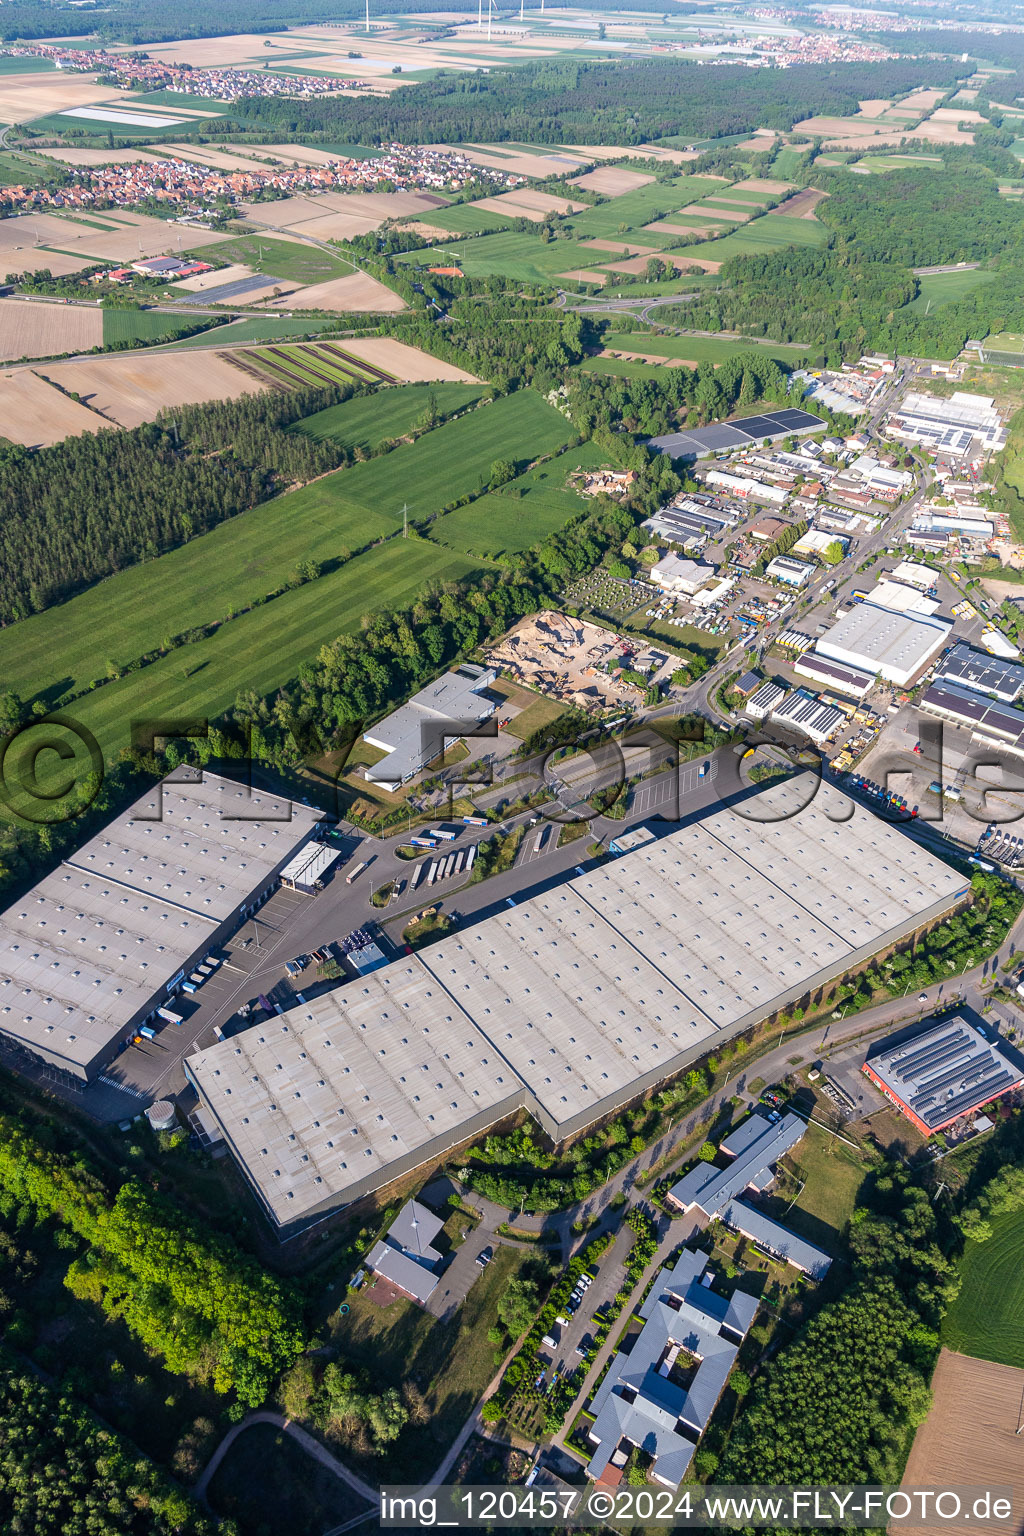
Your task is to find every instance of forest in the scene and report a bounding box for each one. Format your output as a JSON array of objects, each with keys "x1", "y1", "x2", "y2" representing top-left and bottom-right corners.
[
  {"x1": 675, "y1": 169, "x2": 1024, "y2": 364},
  {"x1": 0, "y1": 387, "x2": 348, "y2": 624},
  {"x1": 718, "y1": 1166, "x2": 958, "y2": 1484},
  {"x1": 225, "y1": 56, "x2": 961, "y2": 147},
  {"x1": 0, "y1": 1364, "x2": 217, "y2": 1536}
]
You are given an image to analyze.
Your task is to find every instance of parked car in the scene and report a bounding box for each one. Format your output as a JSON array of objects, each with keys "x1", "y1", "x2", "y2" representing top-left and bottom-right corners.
[{"x1": 475, "y1": 1247, "x2": 493, "y2": 1267}]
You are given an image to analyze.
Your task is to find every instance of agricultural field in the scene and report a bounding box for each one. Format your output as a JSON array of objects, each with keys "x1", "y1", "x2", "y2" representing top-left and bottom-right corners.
[
  {"x1": 0, "y1": 389, "x2": 570, "y2": 703},
  {"x1": 942, "y1": 1207, "x2": 1024, "y2": 1367},
  {"x1": 165, "y1": 315, "x2": 339, "y2": 349},
  {"x1": 246, "y1": 340, "x2": 398, "y2": 389},
  {"x1": 330, "y1": 389, "x2": 573, "y2": 523},
  {"x1": 0, "y1": 469, "x2": 400, "y2": 706},
  {"x1": 569, "y1": 177, "x2": 725, "y2": 239},
  {"x1": 900, "y1": 1350, "x2": 1024, "y2": 1536},
  {"x1": 0, "y1": 297, "x2": 102, "y2": 362},
  {"x1": 597, "y1": 330, "x2": 813, "y2": 367},
  {"x1": 401, "y1": 230, "x2": 603, "y2": 285},
  {"x1": 11, "y1": 536, "x2": 482, "y2": 788},
  {"x1": 190, "y1": 234, "x2": 354, "y2": 287},
  {"x1": 0, "y1": 368, "x2": 103, "y2": 446},
  {"x1": 902, "y1": 267, "x2": 997, "y2": 314},
  {"x1": 22, "y1": 348, "x2": 266, "y2": 434},
  {"x1": 293, "y1": 381, "x2": 485, "y2": 452},
  {"x1": 430, "y1": 444, "x2": 607, "y2": 558},
  {"x1": 100, "y1": 308, "x2": 216, "y2": 346}
]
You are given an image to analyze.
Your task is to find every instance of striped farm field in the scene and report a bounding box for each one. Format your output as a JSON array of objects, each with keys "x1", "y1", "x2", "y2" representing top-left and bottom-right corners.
[
  {"x1": 16, "y1": 539, "x2": 483, "y2": 792},
  {"x1": 248, "y1": 340, "x2": 394, "y2": 389}
]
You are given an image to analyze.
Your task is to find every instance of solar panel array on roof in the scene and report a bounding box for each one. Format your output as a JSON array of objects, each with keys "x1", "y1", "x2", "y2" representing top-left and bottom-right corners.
[
  {"x1": 865, "y1": 1015, "x2": 1024, "y2": 1132},
  {"x1": 921, "y1": 678, "x2": 1024, "y2": 754},
  {"x1": 935, "y1": 643, "x2": 1024, "y2": 703},
  {"x1": 649, "y1": 409, "x2": 825, "y2": 461}
]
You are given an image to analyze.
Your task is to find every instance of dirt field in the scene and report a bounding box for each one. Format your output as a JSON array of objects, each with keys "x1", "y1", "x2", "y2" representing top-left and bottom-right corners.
[
  {"x1": 563, "y1": 142, "x2": 698, "y2": 165},
  {"x1": 473, "y1": 188, "x2": 587, "y2": 221},
  {"x1": 0, "y1": 74, "x2": 111, "y2": 124},
  {"x1": 36, "y1": 349, "x2": 267, "y2": 428},
  {"x1": 779, "y1": 187, "x2": 829, "y2": 219},
  {"x1": 855, "y1": 98, "x2": 891, "y2": 118},
  {"x1": 0, "y1": 298, "x2": 102, "y2": 362},
  {"x1": 679, "y1": 202, "x2": 748, "y2": 222},
  {"x1": 0, "y1": 210, "x2": 229, "y2": 265},
  {"x1": 433, "y1": 143, "x2": 592, "y2": 179},
  {"x1": 582, "y1": 238, "x2": 659, "y2": 255},
  {"x1": 644, "y1": 218, "x2": 725, "y2": 238},
  {"x1": 732, "y1": 177, "x2": 794, "y2": 195},
  {"x1": 240, "y1": 188, "x2": 445, "y2": 241},
  {"x1": 272, "y1": 272, "x2": 406, "y2": 312},
  {"x1": 34, "y1": 146, "x2": 168, "y2": 166},
  {"x1": 598, "y1": 252, "x2": 693, "y2": 275},
  {"x1": 334, "y1": 337, "x2": 478, "y2": 382},
  {"x1": 900, "y1": 87, "x2": 948, "y2": 111},
  {"x1": 570, "y1": 166, "x2": 654, "y2": 196},
  {"x1": 0, "y1": 369, "x2": 104, "y2": 446},
  {"x1": 557, "y1": 268, "x2": 608, "y2": 286},
  {"x1": 603, "y1": 348, "x2": 696, "y2": 366},
  {"x1": 931, "y1": 106, "x2": 985, "y2": 123},
  {"x1": 898, "y1": 1350, "x2": 1024, "y2": 1536}
]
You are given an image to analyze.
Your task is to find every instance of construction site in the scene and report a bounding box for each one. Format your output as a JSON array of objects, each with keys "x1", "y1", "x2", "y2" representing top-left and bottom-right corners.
[{"x1": 484, "y1": 610, "x2": 671, "y2": 711}]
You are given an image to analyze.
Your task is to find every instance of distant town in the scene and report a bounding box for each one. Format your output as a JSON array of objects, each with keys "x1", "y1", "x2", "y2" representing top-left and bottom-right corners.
[
  {"x1": 0, "y1": 142, "x2": 522, "y2": 214},
  {"x1": 1, "y1": 41, "x2": 362, "y2": 98}
]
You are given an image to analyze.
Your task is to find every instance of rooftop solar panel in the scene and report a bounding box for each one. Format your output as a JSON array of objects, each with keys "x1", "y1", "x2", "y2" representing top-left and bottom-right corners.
[
  {"x1": 732, "y1": 414, "x2": 778, "y2": 437},
  {"x1": 771, "y1": 408, "x2": 823, "y2": 430}
]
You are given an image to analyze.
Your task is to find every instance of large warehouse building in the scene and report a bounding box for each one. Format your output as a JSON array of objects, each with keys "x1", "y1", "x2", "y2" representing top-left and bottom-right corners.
[
  {"x1": 0, "y1": 770, "x2": 322, "y2": 1081},
  {"x1": 186, "y1": 778, "x2": 968, "y2": 1233},
  {"x1": 863, "y1": 1015, "x2": 1024, "y2": 1134},
  {"x1": 815, "y1": 602, "x2": 951, "y2": 688}
]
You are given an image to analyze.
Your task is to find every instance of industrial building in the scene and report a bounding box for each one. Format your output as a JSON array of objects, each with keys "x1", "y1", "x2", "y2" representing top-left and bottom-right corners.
[
  {"x1": 364, "y1": 664, "x2": 497, "y2": 791},
  {"x1": 771, "y1": 689, "x2": 845, "y2": 744},
  {"x1": 706, "y1": 471, "x2": 788, "y2": 506},
  {"x1": 816, "y1": 602, "x2": 951, "y2": 688},
  {"x1": 0, "y1": 770, "x2": 322, "y2": 1081},
  {"x1": 863, "y1": 1015, "x2": 1024, "y2": 1134},
  {"x1": 668, "y1": 1112, "x2": 807, "y2": 1216},
  {"x1": 649, "y1": 554, "x2": 715, "y2": 596},
  {"x1": 718, "y1": 1200, "x2": 831, "y2": 1278},
  {"x1": 186, "y1": 779, "x2": 968, "y2": 1232},
  {"x1": 649, "y1": 408, "x2": 824, "y2": 462},
  {"x1": 792, "y1": 528, "x2": 849, "y2": 561},
  {"x1": 794, "y1": 651, "x2": 875, "y2": 701},
  {"x1": 765, "y1": 555, "x2": 815, "y2": 588},
  {"x1": 934, "y1": 643, "x2": 1024, "y2": 704},
  {"x1": 886, "y1": 391, "x2": 1007, "y2": 458},
  {"x1": 918, "y1": 678, "x2": 1024, "y2": 758},
  {"x1": 867, "y1": 579, "x2": 940, "y2": 617},
  {"x1": 642, "y1": 500, "x2": 734, "y2": 550},
  {"x1": 586, "y1": 1249, "x2": 759, "y2": 1489},
  {"x1": 744, "y1": 683, "x2": 846, "y2": 743},
  {"x1": 912, "y1": 511, "x2": 994, "y2": 542}
]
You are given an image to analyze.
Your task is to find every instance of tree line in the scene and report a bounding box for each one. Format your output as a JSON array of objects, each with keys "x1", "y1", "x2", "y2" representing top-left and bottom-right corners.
[
  {"x1": 0, "y1": 386, "x2": 350, "y2": 624},
  {"x1": 0, "y1": 1363, "x2": 219, "y2": 1536},
  {"x1": 222, "y1": 56, "x2": 961, "y2": 148},
  {"x1": 717, "y1": 1165, "x2": 958, "y2": 1486},
  {"x1": 0, "y1": 1109, "x2": 304, "y2": 1408}
]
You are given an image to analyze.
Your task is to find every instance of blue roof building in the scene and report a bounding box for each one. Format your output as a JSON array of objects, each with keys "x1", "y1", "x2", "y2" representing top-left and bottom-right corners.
[{"x1": 586, "y1": 1249, "x2": 759, "y2": 1489}]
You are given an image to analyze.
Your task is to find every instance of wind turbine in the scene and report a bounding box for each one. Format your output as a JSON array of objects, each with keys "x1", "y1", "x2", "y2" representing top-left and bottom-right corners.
[{"x1": 487, "y1": 0, "x2": 494, "y2": 43}]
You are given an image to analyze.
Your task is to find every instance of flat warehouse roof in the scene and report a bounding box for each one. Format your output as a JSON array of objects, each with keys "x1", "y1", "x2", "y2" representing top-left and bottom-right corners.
[
  {"x1": 817, "y1": 602, "x2": 951, "y2": 678},
  {"x1": 69, "y1": 771, "x2": 322, "y2": 925},
  {"x1": 188, "y1": 777, "x2": 968, "y2": 1226},
  {"x1": 0, "y1": 770, "x2": 322, "y2": 1075}
]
